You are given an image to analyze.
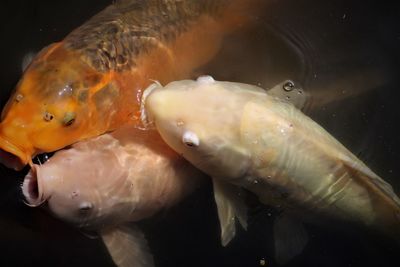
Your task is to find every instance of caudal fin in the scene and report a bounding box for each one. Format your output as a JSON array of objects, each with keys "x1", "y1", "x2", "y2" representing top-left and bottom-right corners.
[
  {"x1": 341, "y1": 158, "x2": 400, "y2": 237},
  {"x1": 219, "y1": 0, "x2": 269, "y2": 33}
]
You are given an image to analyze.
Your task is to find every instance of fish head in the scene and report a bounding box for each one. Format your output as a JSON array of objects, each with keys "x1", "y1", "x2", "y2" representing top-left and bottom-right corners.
[
  {"x1": 21, "y1": 137, "x2": 130, "y2": 229},
  {"x1": 0, "y1": 43, "x2": 113, "y2": 170},
  {"x1": 143, "y1": 76, "x2": 250, "y2": 180}
]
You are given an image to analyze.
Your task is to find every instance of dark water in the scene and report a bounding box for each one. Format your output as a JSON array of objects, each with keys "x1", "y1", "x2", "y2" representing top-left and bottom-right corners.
[{"x1": 0, "y1": 0, "x2": 399, "y2": 266}]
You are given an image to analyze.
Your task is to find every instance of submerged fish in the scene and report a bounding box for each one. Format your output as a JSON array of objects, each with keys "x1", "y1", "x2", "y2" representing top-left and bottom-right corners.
[
  {"x1": 0, "y1": 0, "x2": 263, "y2": 170},
  {"x1": 22, "y1": 126, "x2": 205, "y2": 267},
  {"x1": 142, "y1": 76, "x2": 400, "y2": 263}
]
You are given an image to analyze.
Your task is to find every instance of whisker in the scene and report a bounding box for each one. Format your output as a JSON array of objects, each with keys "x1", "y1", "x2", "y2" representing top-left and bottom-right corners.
[{"x1": 32, "y1": 153, "x2": 53, "y2": 166}]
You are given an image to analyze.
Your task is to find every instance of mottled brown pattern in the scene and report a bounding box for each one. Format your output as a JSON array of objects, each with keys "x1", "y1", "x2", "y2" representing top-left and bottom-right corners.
[
  {"x1": 0, "y1": 0, "x2": 244, "y2": 167},
  {"x1": 64, "y1": 0, "x2": 228, "y2": 72}
]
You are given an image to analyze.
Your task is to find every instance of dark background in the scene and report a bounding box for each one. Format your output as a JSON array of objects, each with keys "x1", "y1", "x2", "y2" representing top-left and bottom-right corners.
[{"x1": 0, "y1": 0, "x2": 400, "y2": 266}]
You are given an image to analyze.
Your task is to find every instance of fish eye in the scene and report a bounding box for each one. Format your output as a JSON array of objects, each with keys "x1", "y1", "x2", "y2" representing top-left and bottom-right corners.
[
  {"x1": 182, "y1": 131, "x2": 200, "y2": 147},
  {"x1": 63, "y1": 112, "x2": 76, "y2": 126},
  {"x1": 43, "y1": 111, "x2": 54, "y2": 122},
  {"x1": 79, "y1": 201, "x2": 93, "y2": 212}
]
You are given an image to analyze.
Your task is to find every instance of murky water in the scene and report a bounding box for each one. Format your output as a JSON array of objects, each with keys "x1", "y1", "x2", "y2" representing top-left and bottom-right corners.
[{"x1": 0, "y1": 0, "x2": 399, "y2": 266}]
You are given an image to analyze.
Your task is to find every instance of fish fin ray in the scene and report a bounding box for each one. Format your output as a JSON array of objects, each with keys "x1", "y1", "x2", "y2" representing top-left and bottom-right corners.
[
  {"x1": 273, "y1": 213, "x2": 308, "y2": 264},
  {"x1": 101, "y1": 225, "x2": 154, "y2": 267},
  {"x1": 340, "y1": 158, "x2": 400, "y2": 208},
  {"x1": 212, "y1": 178, "x2": 248, "y2": 246},
  {"x1": 266, "y1": 80, "x2": 309, "y2": 110},
  {"x1": 21, "y1": 51, "x2": 36, "y2": 72}
]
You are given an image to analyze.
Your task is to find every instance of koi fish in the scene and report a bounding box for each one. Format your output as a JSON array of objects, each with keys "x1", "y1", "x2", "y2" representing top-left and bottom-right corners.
[
  {"x1": 141, "y1": 76, "x2": 400, "y2": 263},
  {"x1": 0, "y1": 0, "x2": 264, "y2": 170},
  {"x1": 22, "y1": 126, "x2": 206, "y2": 267}
]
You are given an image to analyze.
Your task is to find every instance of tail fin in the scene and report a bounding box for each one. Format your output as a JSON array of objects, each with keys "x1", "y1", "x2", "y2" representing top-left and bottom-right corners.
[
  {"x1": 219, "y1": 0, "x2": 269, "y2": 33},
  {"x1": 341, "y1": 159, "x2": 400, "y2": 236}
]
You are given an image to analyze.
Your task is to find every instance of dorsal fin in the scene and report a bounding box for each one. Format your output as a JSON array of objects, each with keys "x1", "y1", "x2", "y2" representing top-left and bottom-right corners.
[{"x1": 266, "y1": 80, "x2": 309, "y2": 111}]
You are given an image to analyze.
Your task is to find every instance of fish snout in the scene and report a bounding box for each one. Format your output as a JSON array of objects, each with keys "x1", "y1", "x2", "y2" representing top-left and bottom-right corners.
[{"x1": 22, "y1": 165, "x2": 46, "y2": 207}]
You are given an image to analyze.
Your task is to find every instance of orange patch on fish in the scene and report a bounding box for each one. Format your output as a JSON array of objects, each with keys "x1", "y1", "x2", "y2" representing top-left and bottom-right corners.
[{"x1": 0, "y1": 0, "x2": 267, "y2": 169}]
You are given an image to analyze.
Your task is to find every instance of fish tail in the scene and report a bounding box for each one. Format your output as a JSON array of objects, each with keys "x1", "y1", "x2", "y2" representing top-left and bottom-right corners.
[
  {"x1": 344, "y1": 162, "x2": 400, "y2": 237},
  {"x1": 219, "y1": 0, "x2": 268, "y2": 32}
]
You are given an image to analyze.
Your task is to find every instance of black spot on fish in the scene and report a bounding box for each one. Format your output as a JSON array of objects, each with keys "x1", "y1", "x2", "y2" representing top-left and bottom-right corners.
[
  {"x1": 106, "y1": 24, "x2": 119, "y2": 35},
  {"x1": 116, "y1": 53, "x2": 125, "y2": 63}
]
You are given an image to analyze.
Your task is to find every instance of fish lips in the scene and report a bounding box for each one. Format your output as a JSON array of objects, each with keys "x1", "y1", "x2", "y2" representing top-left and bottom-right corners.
[
  {"x1": 0, "y1": 135, "x2": 31, "y2": 170},
  {"x1": 22, "y1": 165, "x2": 46, "y2": 207}
]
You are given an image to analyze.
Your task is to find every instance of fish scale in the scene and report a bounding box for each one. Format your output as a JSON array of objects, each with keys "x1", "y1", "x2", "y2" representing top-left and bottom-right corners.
[
  {"x1": 143, "y1": 78, "x2": 400, "y2": 258},
  {"x1": 64, "y1": 0, "x2": 226, "y2": 72},
  {"x1": 0, "y1": 0, "x2": 264, "y2": 169}
]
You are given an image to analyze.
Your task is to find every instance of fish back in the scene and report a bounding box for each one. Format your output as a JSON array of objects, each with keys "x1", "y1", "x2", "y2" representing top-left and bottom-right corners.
[{"x1": 239, "y1": 97, "x2": 400, "y2": 232}]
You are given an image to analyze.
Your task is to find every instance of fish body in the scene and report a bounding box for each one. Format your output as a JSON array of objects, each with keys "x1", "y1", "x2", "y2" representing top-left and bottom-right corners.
[
  {"x1": 143, "y1": 77, "x2": 400, "y2": 244},
  {"x1": 22, "y1": 126, "x2": 205, "y2": 267},
  {"x1": 0, "y1": 0, "x2": 263, "y2": 169}
]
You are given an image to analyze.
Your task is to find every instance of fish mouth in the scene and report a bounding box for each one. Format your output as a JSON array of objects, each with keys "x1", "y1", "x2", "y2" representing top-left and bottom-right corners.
[
  {"x1": 22, "y1": 165, "x2": 46, "y2": 207},
  {"x1": 0, "y1": 135, "x2": 30, "y2": 170},
  {"x1": 139, "y1": 82, "x2": 161, "y2": 128}
]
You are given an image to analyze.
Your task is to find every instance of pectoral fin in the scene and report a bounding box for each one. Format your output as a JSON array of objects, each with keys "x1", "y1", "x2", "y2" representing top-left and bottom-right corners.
[
  {"x1": 267, "y1": 80, "x2": 308, "y2": 110},
  {"x1": 273, "y1": 213, "x2": 308, "y2": 265},
  {"x1": 101, "y1": 225, "x2": 154, "y2": 267},
  {"x1": 21, "y1": 51, "x2": 36, "y2": 72},
  {"x1": 212, "y1": 178, "x2": 248, "y2": 246}
]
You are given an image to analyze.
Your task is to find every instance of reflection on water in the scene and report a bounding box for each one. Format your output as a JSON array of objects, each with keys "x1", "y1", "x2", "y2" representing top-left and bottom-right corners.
[{"x1": 0, "y1": 0, "x2": 399, "y2": 266}]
